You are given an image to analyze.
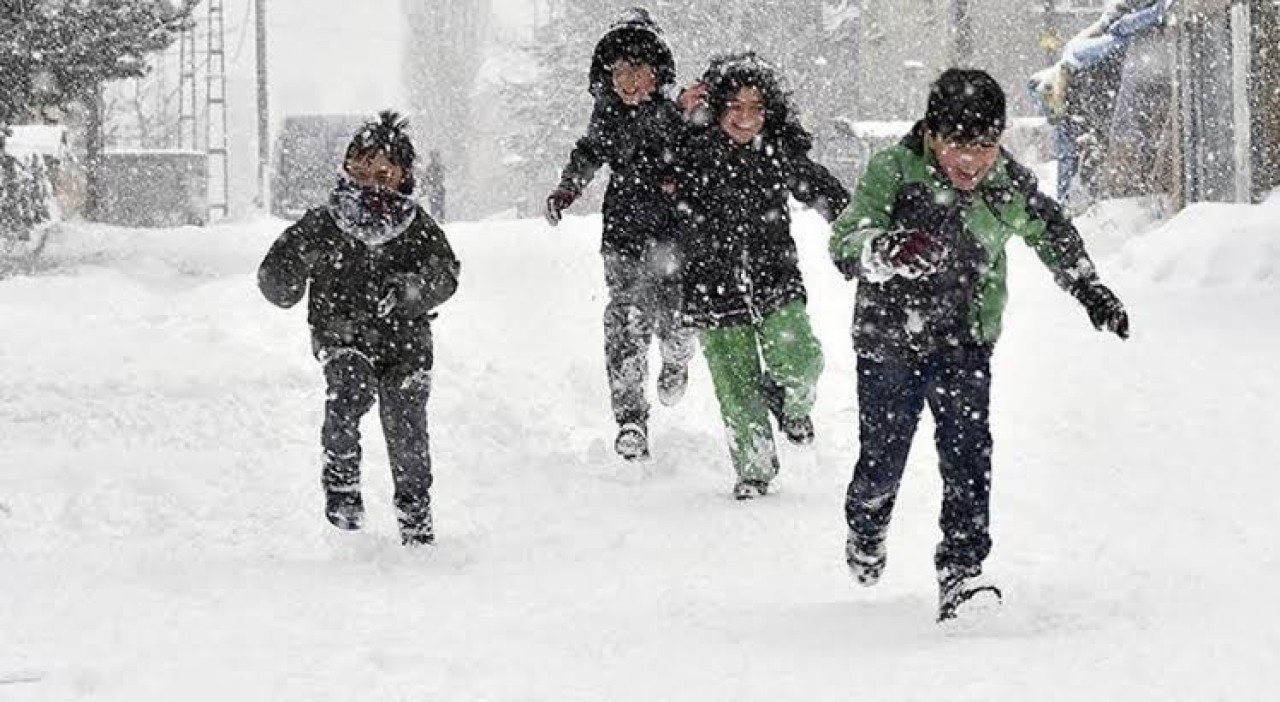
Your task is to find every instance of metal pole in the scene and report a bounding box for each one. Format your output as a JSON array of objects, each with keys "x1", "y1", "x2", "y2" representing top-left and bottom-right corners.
[
  {"x1": 1230, "y1": 0, "x2": 1253, "y2": 202},
  {"x1": 952, "y1": 0, "x2": 974, "y2": 66},
  {"x1": 255, "y1": 0, "x2": 270, "y2": 209}
]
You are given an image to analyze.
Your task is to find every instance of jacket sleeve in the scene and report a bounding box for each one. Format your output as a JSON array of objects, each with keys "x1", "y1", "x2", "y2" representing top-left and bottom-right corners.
[
  {"x1": 828, "y1": 148, "x2": 903, "y2": 277},
  {"x1": 1006, "y1": 160, "x2": 1101, "y2": 293},
  {"x1": 788, "y1": 151, "x2": 850, "y2": 223},
  {"x1": 557, "y1": 101, "x2": 609, "y2": 193},
  {"x1": 414, "y1": 220, "x2": 461, "y2": 312},
  {"x1": 257, "y1": 212, "x2": 321, "y2": 308}
]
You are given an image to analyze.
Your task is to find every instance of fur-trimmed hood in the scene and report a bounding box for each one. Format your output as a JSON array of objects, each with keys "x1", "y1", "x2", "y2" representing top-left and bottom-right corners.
[{"x1": 588, "y1": 7, "x2": 676, "y2": 98}]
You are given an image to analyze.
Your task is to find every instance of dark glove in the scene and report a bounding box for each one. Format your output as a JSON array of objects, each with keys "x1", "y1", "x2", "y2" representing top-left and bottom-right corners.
[
  {"x1": 867, "y1": 229, "x2": 947, "y2": 280},
  {"x1": 1072, "y1": 280, "x2": 1130, "y2": 339},
  {"x1": 378, "y1": 273, "x2": 430, "y2": 319},
  {"x1": 544, "y1": 187, "x2": 579, "y2": 226}
]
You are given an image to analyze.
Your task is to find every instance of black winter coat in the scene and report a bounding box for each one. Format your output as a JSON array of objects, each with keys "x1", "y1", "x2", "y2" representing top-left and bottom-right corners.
[
  {"x1": 258, "y1": 206, "x2": 460, "y2": 376},
  {"x1": 672, "y1": 129, "x2": 849, "y2": 328},
  {"x1": 558, "y1": 92, "x2": 684, "y2": 258}
]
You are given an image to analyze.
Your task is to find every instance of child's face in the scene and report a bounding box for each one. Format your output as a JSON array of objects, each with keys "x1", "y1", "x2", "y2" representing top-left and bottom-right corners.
[
  {"x1": 345, "y1": 150, "x2": 405, "y2": 192},
  {"x1": 612, "y1": 59, "x2": 657, "y2": 105},
  {"x1": 927, "y1": 133, "x2": 1001, "y2": 191},
  {"x1": 720, "y1": 86, "x2": 766, "y2": 145}
]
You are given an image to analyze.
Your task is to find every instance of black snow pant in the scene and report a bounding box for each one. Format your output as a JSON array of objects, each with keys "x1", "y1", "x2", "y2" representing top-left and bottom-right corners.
[
  {"x1": 845, "y1": 345, "x2": 994, "y2": 573},
  {"x1": 602, "y1": 242, "x2": 697, "y2": 427},
  {"x1": 321, "y1": 349, "x2": 434, "y2": 529}
]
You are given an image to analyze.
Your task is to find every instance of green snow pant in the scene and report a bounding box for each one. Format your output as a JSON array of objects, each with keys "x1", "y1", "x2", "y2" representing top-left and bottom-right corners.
[{"x1": 699, "y1": 301, "x2": 824, "y2": 483}]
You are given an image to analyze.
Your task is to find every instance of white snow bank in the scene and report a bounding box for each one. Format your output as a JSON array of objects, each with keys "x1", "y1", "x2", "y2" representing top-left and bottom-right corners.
[{"x1": 1114, "y1": 191, "x2": 1280, "y2": 288}]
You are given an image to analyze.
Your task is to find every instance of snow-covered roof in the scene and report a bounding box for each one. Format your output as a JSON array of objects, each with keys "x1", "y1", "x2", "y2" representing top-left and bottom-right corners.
[{"x1": 3, "y1": 124, "x2": 70, "y2": 160}]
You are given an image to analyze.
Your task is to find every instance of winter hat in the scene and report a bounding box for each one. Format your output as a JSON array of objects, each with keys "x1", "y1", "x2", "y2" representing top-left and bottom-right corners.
[
  {"x1": 702, "y1": 52, "x2": 811, "y2": 150},
  {"x1": 925, "y1": 69, "x2": 1007, "y2": 143},
  {"x1": 344, "y1": 110, "x2": 416, "y2": 194},
  {"x1": 588, "y1": 7, "x2": 676, "y2": 97}
]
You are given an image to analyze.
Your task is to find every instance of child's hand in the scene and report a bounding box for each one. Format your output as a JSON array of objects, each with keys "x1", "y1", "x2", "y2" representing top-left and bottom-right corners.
[
  {"x1": 545, "y1": 187, "x2": 578, "y2": 226},
  {"x1": 1072, "y1": 281, "x2": 1130, "y2": 339},
  {"x1": 378, "y1": 273, "x2": 428, "y2": 318},
  {"x1": 678, "y1": 82, "x2": 708, "y2": 114},
  {"x1": 864, "y1": 229, "x2": 947, "y2": 281}
]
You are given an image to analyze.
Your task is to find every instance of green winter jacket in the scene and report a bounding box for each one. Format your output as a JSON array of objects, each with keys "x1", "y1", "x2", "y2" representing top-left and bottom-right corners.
[{"x1": 829, "y1": 124, "x2": 1100, "y2": 360}]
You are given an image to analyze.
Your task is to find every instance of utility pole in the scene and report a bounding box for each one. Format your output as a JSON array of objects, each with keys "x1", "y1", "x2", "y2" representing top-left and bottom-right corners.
[
  {"x1": 255, "y1": 0, "x2": 269, "y2": 209},
  {"x1": 952, "y1": 0, "x2": 975, "y2": 66}
]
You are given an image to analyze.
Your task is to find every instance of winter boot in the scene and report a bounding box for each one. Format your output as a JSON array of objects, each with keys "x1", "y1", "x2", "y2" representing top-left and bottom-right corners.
[
  {"x1": 937, "y1": 565, "x2": 1002, "y2": 623},
  {"x1": 398, "y1": 501, "x2": 435, "y2": 547},
  {"x1": 845, "y1": 530, "x2": 887, "y2": 586},
  {"x1": 732, "y1": 479, "x2": 770, "y2": 500},
  {"x1": 656, "y1": 362, "x2": 689, "y2": 407},
  {"x1": 762, "y1": 376, "x2": 814, "y2": 445},
  {"x1": 324, "y1": 488, "x2": 365, "y2": 531},
  {"x1": 615, "y1": 422, "x2": 650, "y2": 461}
]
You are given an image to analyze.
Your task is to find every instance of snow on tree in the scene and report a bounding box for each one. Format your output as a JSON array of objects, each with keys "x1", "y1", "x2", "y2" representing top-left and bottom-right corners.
[{"x1": 0, "y1": 0, "x2": 197, "y2": 221}]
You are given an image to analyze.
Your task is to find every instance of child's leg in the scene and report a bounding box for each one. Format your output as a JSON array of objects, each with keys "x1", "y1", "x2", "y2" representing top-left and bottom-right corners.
[
  {"x1": 925, "y1": 346, "x2": 994, "y2": 574},
  {"x1": 321, "y1": 350, "x2": 378, "y2": 495},
  {"x1": 700, "y1": 325, "x2": 779, "y2": 484},
  {"x1": 757, "y1": 301, "x2": 824, "y2": 420},
  {"x1": 377, "y1": 368, "x2": 434, "y2": 541},
  {"x1": 603, "y1": 252, "x2": 657, "y2": 426},
  {"x1": 650, "y1": 242, "x2": 697, "y2": 368},
  {"x1": 845, "y1": 355, "x2": 928, "y2": 545}
]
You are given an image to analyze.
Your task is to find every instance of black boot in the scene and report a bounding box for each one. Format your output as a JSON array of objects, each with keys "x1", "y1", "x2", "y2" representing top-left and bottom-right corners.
[
  {"x1": 845, "y1": 530, "x2": 887, "y2": 586},
  {"x1": 615, "y1": 421, "x2": 650, "y2": 461},
  {"x1": 324, "y1": 488, "x2": 365, "y2": 531},
  {"x1": 937, "y1": 565, "x2": 1002, "y2": 622},
  {"x1": 399, "y1": 506, "x2": 435, "y2": 546}
]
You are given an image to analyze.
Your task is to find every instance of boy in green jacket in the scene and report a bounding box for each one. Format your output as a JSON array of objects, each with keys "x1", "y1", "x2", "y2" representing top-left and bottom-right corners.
[{"x1": 829, "y1": 69, "x2": 1129, "y2": 622}]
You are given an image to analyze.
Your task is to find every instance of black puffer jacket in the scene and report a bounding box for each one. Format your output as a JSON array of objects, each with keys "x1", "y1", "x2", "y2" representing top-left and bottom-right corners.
[
  {"x1": 558, "y1": 10, "x2": 682, "y2": 258},
  {"x1": 671, "y1": 54, "x2": 849, "y2": 328},
  {"x1": 258, "y1": 206, "x2": 460, "y2": 375}
]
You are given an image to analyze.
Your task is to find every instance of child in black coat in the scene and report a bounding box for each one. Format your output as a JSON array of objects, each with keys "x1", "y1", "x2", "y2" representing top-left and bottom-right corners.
[
  {"x1": 258, "y1": 112, "x2": 460, "y2": 545},
  {"x1": 671, "y1": 53, "x2": 849, "y2": 498},
  {"x1": 545, "y1": 8, "x2": 696, "y2": 461}
]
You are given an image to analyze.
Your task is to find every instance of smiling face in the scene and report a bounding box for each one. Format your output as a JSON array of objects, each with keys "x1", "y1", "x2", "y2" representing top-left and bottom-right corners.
[
  {"x1": 927, "y1": 132, "x2": 1001, "y2": 191},
  {"x1": 719, "y1": 86, "x2": 766, "y2": 145},
  {"x1": 611, "y1": 59, "x2": 657, "y2": 105}
]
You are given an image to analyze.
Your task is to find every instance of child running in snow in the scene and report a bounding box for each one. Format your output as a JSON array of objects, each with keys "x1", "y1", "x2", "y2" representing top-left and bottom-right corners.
[
  {"x1": 829, "y1": 69, "x2": 1129, "y2": 621},
  {"x1": 670, "y1": 52, "x2": 849, "y2": 499},
  {"x1": 544, "y1": 7, "x2": 697, "y2": 462},
  {"x1": 258, "y1": 111, "x2": 460, "y2": 546}
]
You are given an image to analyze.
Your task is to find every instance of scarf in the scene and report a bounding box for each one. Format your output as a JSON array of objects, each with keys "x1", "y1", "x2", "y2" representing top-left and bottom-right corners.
[{"x1": 327, "y1": 174, "x2": 418, "y2": 246}]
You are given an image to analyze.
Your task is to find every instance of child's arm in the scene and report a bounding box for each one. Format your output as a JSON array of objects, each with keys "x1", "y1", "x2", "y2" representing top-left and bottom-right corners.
[
  {"x1": 1006, "y1": 160, "x2": 1100, "y2": 291},
  {"x1": 557, "y1": 101, "x2": 610, "y2": 194},
  {"x1": 788, "y1": 152, "x2": 850, "y2": 223},
  {"x1": 829, "y1": 149, "x2": 903, "y2": 278},
  {"x1": 381, "y1": 222, "x2": 461, "y2": 319},
  {"x1": 414, "y1": 223, "x2": 461, "y2": 312},
  {"x1": 1007, "y1": 160, "x2": 1130, "y2": 338},
  {"x1": 257, "y1": 212, "x2": 323, "y2": 308}
]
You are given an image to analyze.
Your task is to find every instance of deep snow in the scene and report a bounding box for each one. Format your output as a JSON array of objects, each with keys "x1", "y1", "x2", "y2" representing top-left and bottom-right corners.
[{"x1": 2, "y1": 195, "x2": 1279, "y2": 700}]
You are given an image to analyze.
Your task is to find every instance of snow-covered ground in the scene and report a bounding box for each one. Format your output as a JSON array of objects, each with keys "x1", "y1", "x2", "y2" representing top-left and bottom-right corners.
[{"x1": 2, "y1": 195, "x2": 1279, "y2": 700}]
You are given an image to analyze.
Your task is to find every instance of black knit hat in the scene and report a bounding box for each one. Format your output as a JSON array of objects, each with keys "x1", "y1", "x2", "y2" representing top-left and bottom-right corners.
[
  {"x1": 925, "y1": 69, "x2": 1007, "y2": 143},
  {"x1": 588, "y1": 7, "x2": 676, "y2": 97},
  {"x1": 345, "y1": 110, "x2": 416, "y2": 194}
]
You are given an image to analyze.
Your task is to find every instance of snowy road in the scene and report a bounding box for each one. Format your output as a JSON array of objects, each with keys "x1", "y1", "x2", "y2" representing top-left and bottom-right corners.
[{"x1": 2, "y1": 203, "x2": 1278, "y2": 701}]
